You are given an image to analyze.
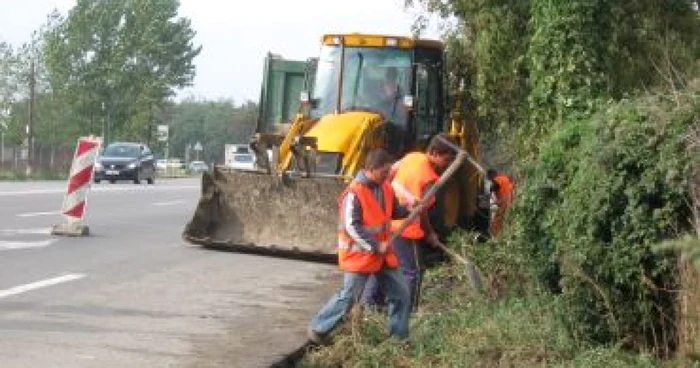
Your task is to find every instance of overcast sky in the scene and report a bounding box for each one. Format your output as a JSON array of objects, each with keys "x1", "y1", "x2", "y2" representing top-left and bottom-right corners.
[{"x1": 0, "y1": 0, "x2": 441, "y2": 104}]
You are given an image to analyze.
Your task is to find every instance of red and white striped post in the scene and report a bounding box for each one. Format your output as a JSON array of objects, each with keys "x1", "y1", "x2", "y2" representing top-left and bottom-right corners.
[{"x1": 52, "y1": 136, "x2": 102, "y2": 236}]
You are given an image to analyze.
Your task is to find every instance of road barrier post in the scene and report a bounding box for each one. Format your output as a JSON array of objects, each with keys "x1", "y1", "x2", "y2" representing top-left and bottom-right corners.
[{"x1": 52, "y1": 136, "x2": 102, "y2": 237}]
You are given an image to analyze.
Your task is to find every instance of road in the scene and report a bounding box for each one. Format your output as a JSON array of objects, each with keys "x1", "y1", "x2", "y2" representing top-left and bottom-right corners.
[{"x1": 0, "y1": 178, "x2": 337, "y2": 367}]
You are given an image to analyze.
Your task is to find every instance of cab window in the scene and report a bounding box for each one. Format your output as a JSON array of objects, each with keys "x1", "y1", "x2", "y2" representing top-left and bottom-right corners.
[
  {"x1": 411, "y1": 47, "x2": 444, "y2": 144},
  {"x1": 413, "y1": 63, "x2": 441, "y2": 140}
]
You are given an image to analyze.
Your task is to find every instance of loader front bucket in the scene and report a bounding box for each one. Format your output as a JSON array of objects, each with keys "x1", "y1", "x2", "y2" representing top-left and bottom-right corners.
[{"x1": 183, "y1": 166, "x2": 346, "y2": 263}]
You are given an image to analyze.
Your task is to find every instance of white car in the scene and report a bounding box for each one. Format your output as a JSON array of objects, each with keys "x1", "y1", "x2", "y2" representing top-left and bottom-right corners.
[
  {"x1": 228, "y1": 153, "x2": 256, "y2": 170},
  {"x1": 156, "y1": 159, "x2": 168, "y2": 172},
  {"x1": 188, "y1": 160, "x2": 209, "y2": 173}
]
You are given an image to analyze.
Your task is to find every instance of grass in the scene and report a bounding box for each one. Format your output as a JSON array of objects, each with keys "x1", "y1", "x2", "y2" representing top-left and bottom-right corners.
[
  {"x1": 0, "y1": 168, "x2": 68, "y2": 181},
  {"x1": 300, "y1": 262, "x2": 695, "y2": 367}
]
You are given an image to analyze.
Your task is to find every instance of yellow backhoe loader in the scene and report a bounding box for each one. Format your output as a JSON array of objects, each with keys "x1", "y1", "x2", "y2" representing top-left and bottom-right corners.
[{"x1": 183, "y1": 33, "x2": 486, "y2": 261}]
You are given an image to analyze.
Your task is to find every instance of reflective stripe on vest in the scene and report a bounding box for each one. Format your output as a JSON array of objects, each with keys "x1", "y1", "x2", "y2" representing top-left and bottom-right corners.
[{"x1": 391, "y1": 180, "x2": 416, "y2": 203}]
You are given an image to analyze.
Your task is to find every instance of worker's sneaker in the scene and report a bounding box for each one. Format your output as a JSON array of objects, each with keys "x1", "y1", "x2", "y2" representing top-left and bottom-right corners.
[{"x1": 307, "y1": 328, "x2": 327, "y2": 345}]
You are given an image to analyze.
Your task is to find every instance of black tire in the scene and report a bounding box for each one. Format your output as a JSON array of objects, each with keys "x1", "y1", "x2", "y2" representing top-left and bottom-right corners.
[
  {"x1": 133, "y1": 170, "x2": 141, "y2": 184},
  {"x1": 109, "y1": 179, "x2": 116, "y2": 184},
  {"x1": 94, "y1": 179, "x2": 101, "y2": 184},
  {"x1": 147, "y1": 176, "x2": 154, "y2": 185}
]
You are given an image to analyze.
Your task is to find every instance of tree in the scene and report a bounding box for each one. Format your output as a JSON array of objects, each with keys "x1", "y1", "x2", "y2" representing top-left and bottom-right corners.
[
  {"x1": 0, "y1": 41, "x2": 17, "y2": 166},
  {"x1": 43, "y1": 0, "x2": 201, "y2": 145},
  {"x1": 408, "y1": 0, "x2": 699, "y2": 150},
  {"x1": 407, "y1": 0, "x2": 530, "y2": 143},
  {"x1": 165, "y1": 99, "x2": 257, "y2": 164},
  {"x1": 0, "y1": 41, "x2": 18, "y2": 114}
]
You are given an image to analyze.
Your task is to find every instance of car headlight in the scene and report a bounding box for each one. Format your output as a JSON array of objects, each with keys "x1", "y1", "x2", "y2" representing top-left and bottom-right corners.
[
  {"x1": 94, "y1": 162, "x2": 103, "y2": 170},
  {"x1": 127, "y1": 162, "x2": 138, "y2": 169}
]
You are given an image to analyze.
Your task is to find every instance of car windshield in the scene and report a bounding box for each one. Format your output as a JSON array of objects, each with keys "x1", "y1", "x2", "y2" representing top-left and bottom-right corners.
[
  {"x1": 310, "y1": 45, "x2": 412, "y2": 125},
  {"x1": 234, "y1": 155, "x2": 253, "y2": 163},
  {"x1": 103, "y1": 144, "x2": 140, "y2": 158}
]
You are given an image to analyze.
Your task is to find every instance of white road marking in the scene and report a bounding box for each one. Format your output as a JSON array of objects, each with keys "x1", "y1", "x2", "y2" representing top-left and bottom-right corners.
[
  {"x1": 0, "y1": 228, "x2": 52, "y2": 235},
  {"x1": 17, "y1": 211, "x2": 61, "y2": 218},
  {"x1": 92, "y1": 185, "x2": 199, "y2": 192},
  {"x1": 0, "y1": 239, "x2": 57, "y2": 250},
  {"x1": 0, "y1": 274, "x2": 86, "y2": 299},
  {"x1": 152, "y1": 200, "x2": 185, "y2": 206},
  {"x1": 0, "y1": 185, "x2": 198, "y2": 196},
  {"x1": 0, "y1": 189, "x2": 63, "y2": 196}
]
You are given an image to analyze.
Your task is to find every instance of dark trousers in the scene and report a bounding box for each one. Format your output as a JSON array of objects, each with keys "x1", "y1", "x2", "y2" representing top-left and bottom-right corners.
[{"x1": 363, "y1": 237, "x2": 423, "y2": 311}]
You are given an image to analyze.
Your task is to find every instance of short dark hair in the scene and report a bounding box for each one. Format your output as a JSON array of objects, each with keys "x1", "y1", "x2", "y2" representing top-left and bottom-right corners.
[
  {"x1": 487, "y1": 169, "x2": 498, "y2": 179},
  {"x1": 364, "y1": 148, "x2": 393, "y2": 170},
  {"x1": 427, "y1": 133, "x2": 456, "y2": 155}
]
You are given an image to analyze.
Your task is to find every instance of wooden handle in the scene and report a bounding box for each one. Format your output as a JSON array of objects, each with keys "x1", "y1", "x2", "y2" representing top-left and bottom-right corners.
[
  {"x1": 435, "y1": 134, "x2": 486, "y2": 175},
  {"x1": 389, "y1": 151, "x2": 467, "y2": 242}
]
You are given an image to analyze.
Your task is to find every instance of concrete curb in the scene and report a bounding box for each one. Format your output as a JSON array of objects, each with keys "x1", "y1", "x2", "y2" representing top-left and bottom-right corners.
[{"x1": 51, "y1": 222, "x2": 90, "y2": 237}]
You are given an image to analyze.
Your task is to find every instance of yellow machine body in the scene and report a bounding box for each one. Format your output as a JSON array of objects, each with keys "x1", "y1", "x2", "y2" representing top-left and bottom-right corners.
[{"x1": 183, "y1": 33, "x2": 484, "y2": 261}]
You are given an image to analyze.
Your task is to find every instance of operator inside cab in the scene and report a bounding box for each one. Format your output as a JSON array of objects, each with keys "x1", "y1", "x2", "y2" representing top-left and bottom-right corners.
[{"x1": 362, "y1": 66, "x2": 409, "y2": 155}]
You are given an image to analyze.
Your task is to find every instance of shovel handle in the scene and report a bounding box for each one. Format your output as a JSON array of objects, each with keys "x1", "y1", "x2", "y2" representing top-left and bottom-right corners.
[
  {"x1": 389, "y1": 150, "x2": 467, "y2": 242},
  {"x1": 385, "y1": 136, "x2": 485, "y2": 293},
  {"x1": 435, "y1": 135, "x2": 486, "y2": 175}
]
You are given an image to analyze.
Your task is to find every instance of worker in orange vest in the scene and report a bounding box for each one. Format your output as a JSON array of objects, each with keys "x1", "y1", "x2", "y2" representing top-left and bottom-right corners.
[
  {"x1": 363, "y1": 134, "x2": 456, "y2": 312},
  {"x1": 487, "y1": 169, "x2": 514, "y2": 236},
  {"x1": 308, "y1": 148, "x2": 411, "y2": 344}
]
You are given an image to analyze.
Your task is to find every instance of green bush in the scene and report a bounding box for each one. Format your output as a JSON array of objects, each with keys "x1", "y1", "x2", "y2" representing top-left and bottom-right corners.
[
  {"x1": 509, "y1": 81, "x2": 699, "y2": 351},
  {"x1": 0, "y1": 169, "x2": 68, "y2": 181}
]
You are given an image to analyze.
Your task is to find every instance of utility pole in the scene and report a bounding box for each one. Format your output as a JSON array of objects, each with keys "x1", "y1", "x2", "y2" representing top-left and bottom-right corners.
[
  {"x1": 106, "y1": 102, "x2": 112, "y2": 147},
  {"x1": 26, "y1": 58, "x2": 36, "y2": 176}
]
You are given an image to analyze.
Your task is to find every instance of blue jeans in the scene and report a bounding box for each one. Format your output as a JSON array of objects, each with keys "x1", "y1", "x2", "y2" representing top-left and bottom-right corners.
[
  {"x1": 363, "y1": 237, "x2": 423, "y2": 311},
  {"x1": 309, "y1": 266, "x2": 411, "y2": 339}
]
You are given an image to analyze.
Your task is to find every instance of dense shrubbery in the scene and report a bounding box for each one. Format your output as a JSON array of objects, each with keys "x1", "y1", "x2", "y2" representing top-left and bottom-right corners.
[{"x1": 497, "y1": 81, "x2": 699, "y2": 352}]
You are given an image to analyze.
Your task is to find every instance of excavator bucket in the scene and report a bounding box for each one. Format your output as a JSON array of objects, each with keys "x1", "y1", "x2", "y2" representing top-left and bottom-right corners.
[{"x1": 183, "y1": 166, "x2": 346, "y2": 263}]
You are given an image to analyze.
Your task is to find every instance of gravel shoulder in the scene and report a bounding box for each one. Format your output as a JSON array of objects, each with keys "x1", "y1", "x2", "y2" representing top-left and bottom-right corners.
[{"x1": 186, "y1": 264, "x2": 341, "y2": 367}]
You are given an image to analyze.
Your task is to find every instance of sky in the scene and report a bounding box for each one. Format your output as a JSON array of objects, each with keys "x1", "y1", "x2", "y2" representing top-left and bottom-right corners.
[{"x1": 0, "y1": 0, "x2": 442, "y2": 104}]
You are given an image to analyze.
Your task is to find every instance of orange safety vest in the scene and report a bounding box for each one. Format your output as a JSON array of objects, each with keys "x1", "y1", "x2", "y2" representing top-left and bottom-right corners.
[
  {"x1": 490, "y1": 174, "x2": 514, "y2": 236},
  {"x1": 493, "y1": 174, "x2": 513, "y2": 208},
  {"x1": 389, "y1": 152, "x2": 439, "y2": 239},
  {"x1": 337, "y1": 181, "x2": 399, "y2": 273}
]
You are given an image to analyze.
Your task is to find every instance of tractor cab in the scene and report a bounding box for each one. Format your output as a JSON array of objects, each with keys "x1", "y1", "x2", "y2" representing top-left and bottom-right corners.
[{"x1": 308, "y1": 34, "x2": 446, "y2": 155}]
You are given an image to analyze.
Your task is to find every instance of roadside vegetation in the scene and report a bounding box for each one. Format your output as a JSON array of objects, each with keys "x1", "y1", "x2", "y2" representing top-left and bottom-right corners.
[
  {"x1": 304, "y1": 0, "x2": 699, "y2": 366},
  {"x1": 0, "y1": 0, "x2": 256, "y2": 178},
  {"x1": 305, "y1": 265, "x2": 663, "y2": 367},
  {"x1": 302, "y1": 81, "x2": 699, "y2": 366},
  {"x1": 0, "y1": 168, "x2": 67, "y2": 181}
]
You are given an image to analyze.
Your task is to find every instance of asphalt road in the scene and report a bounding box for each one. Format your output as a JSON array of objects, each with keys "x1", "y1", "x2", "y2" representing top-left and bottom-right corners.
[{"x1": 0, "y1": 178, "x2": 337, "y2": 367}]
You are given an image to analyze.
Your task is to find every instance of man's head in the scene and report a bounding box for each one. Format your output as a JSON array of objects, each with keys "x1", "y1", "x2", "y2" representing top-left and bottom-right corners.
[
  {"x1": 487, "y1": 169, "x2": 498, "y2": 180},
  {"x1": 426, "y1": 133, "x2": 456, "y2": 170},
  {"x1": 381, "y1": 67, "x2": 399, "y2": 98},
  {"x1": 364, "y1": 148, "x2": 394, "y2": 183}
]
